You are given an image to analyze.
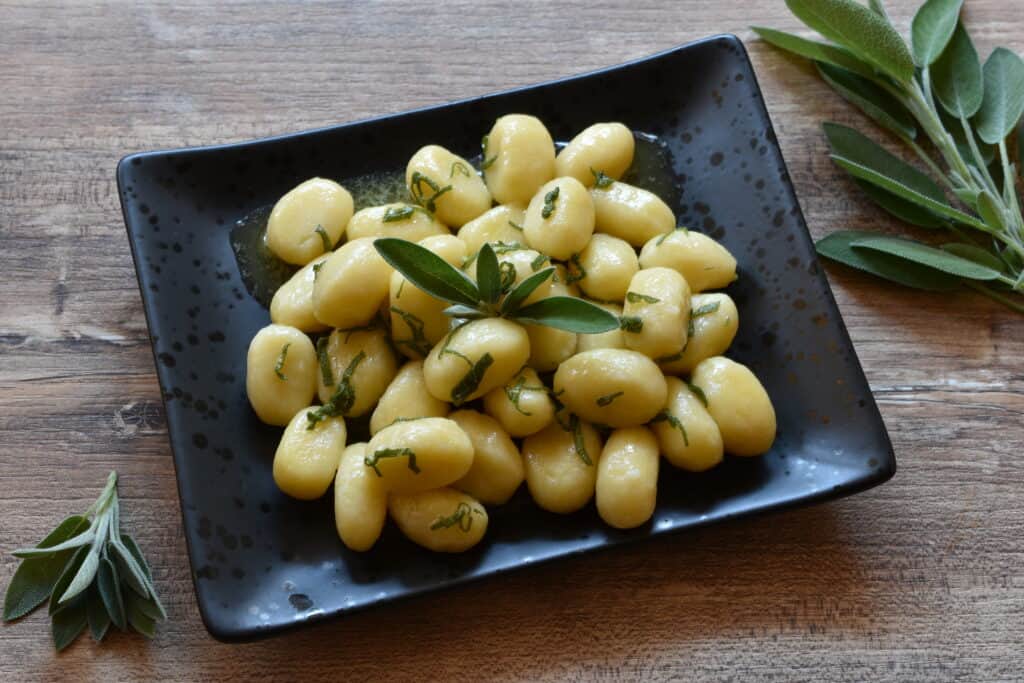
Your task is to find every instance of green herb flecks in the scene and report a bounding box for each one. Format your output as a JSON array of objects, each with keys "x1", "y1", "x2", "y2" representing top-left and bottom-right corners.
[
  {"x1": 450, "y1": 161, "x2": 471, "y2": 178},
  {"x1": 619, "y1": 316, "x2": 643, "y2": 333},
  {"x1": 390, "y1": 305, "x2": 432, "y2": 357},
  {"x1": 439, "y1": 323, "x2": 473, "y2": 367},
  {"x1": 382, "y1": 204, "x2": 433, "y2": 223},
  {"x1": 504, "y1": 374, "x2": 547, "y2": 416},
  {"x1": 508, "y1": 220, "x2": 524, "y2": 231},
  {"x1": 450, "y1": 352, "x2": 494, "y2": 405},
  {"x1": 688, "y1": 300, "x2": 721, "y2": 336},
  {"x1": 306, "y1": 350, "x2": 366, "y2": 429},
  {"x1": 566, "y1": 252, "x2": 587, "y2": 284},
  {"x1": 274, "y1": 343, "x2": 290, "y2": 380},
  {"x1": 364, "y1": 448, "x2": 420, "y2": 477},
  {"x1": 541, "y1": 186, "x2": 560, "y2": 219},
  {"x1": 596, "y1": 391, "x2": 624, "y2": 407},
  {"x1": 686, "y1": 382, "x2": 709, "y2": 408},
  {"x1": 316, "y1": 336, "x2": 334, "y2": 386},
  {"x1": 530, "y1": 253, "x2": 550, "y2": 272},
  {"x1": 590, "y1": 167, "x2": 614, "y2": 189},
  {"x1": 655, "y1": 226, "x2": 689, "y2": 246},
  {"x1": 312, "y1": 261, "x2": 325, "y2": 279},
  {"x1": 651, "y1": 410, "x2": 689, "y2": 447},
  {"x1": 314, "y1": 224, "x2": 334, "y2": 252},
  {"x1": 3, "y1": 472, "x2": 165, "y2": 649},
  {"x1": 480, "y1": 135, "x2": 497, "y2": 170},
  {"x1": 409, "y1": 172, "x2": 452, "y2": 213},
  {"x1": 626, "y1": 292, "x2": 661, "y2": 304},
  {"x1": 429, "y1": 502, "x2": 483, "y2": 532},
  {"x1": 569, "y1": 415, "x2": 593, "y2": 466},
  {"x1": 499, "y1": 262, "x2": 517, "y2": 293}
]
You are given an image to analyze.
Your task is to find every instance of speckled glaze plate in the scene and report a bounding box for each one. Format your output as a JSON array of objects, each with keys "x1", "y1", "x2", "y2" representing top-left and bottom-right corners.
[{"x1": 117, "y1": 34, "x2": 895, "y2": 642}]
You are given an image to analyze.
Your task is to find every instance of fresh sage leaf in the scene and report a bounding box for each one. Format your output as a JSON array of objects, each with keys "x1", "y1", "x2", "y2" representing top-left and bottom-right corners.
[
  {"x1": 851, "y1": 235, "x2": 1002, "y2": 280},
  {"x1": 51, "y1": 600, "x2": 88, "y2": 651},
  {"x1": 867, "y1": 0, "x2": 888, "y2": 19},
  {"x1": 751, "y1": 26, "x2": 879, "y2": 80},
  {"x1": 816, "y1": 231, "x2": 961, "y2": 291},
  {"x1": 941, "y1": 243, "x2": 1006, "y2": 271},
  {"x1": 49, "y1": 546, "x2": 89, "y2": 616},
  {"x1": 12, "y1": 530, "x2": 95, "y2": 558},
  {"x1": 3, "y1": 515, "x2": 89, "y2": 621},
  {"x1": 59, "y1": 548, "x2": 100, "y2": 605},
  {"x1": 121, "y1": 535, "x2": 165, "y2": 620},
  {"x1": 856, "y1": 180, "x2": 945, "y2": 228},
  {"x1": 976, "y1": 190, "x2": 1007, "y2": 231},
  {"x1": 374, "y1": 238, "x2": 480, "y2": 308},
  {"x1": 974, "y1": 47, "x2": 1024, "y2": 145},
  {"x1": 932, "y1": 23, "x2": 983, "y2": 118},
  {"x1": 111, "y1": 540, "x2": 150, "y2": 600},
  {"x1": 784, "y1": 0, "x2": 915, "y2": 84},
  {"x1": 911, "y1": 0, "x2": 963, "y2": 67},
  {"x1": 475, "y1": 243, "x2": 501, "y2": 305},
  {"x1": 126, "y1": 593, "x2": 157, "y2": 639},
  {"x1": 86, "y1": 587, "x2": 111, "y2": 641},
  {"x1": 443, "y1": 304, "x2": 487, "y2": 320},
  {"x1": 816, "y1": 62, "x2": 917, "y2": 139},
  {"x1": 513, "y1": 297, "x2": 620, "y2": 334},
  {"x1": 97, "y1": 555, "x2": 127, "y2": 630},
  {"x1": 500, "y1": 267, "x2": 555, "y2": 316}
]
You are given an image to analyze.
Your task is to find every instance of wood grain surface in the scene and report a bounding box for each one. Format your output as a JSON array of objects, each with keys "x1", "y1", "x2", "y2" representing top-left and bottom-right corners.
[{"x1": 1, "y1": 1, "x2": 1022, "y2": 680}]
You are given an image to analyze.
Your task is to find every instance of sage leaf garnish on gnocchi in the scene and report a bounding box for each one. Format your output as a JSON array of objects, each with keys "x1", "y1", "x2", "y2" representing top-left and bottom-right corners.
[
  {"x1": 3, "y1": 472, "x2": 165, "y2": 649},
  {"x1": 541, "y1": 185, "x2": 560, "y2": 219}
]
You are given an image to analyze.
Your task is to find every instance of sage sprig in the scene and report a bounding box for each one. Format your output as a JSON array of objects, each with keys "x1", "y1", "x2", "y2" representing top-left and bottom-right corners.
[
  {"x1": 755, "y1": 0, "x2": 1024, "y2": 313},
  {"x1": 374, "y1": 238, "x2": 619, "y2": 333},
  {"x1": 3, "y1": 472, "x2": 165, "y2": 650}
]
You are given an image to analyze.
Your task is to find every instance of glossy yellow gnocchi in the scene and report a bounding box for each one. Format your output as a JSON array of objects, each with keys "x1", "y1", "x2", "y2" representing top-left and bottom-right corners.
[
  {"x1": 652, "y1": 377, "x2": 724, "y2": 472},
  {"x1": 621, "y1": 267, "x2": 691, "y2": 359},
  {"x1": 270, "y1": 255, "x2": 329, "y2": 333},
  {"x1": 638, "y1": 229, "x2": 737, "y2": 292},
  {"x1": 572, "y1": 233, "x2": 638, "y2": 303},
  {"x1": 457, "y1": 204, "x2": 526, "y2": 254},
  {"x1": 364, "y1": 417, "x2": 474, "y2": 493},
  {"x1": 334, "y1": 443, "x2": 387, "y2": 552},
  {"x1": 522, "y1": 177, "x2": 595, "y2": 260},
  {"x1": 659, "y1": 293, "x2": 739, "y2": 375},
  {"x1": 246, "y1": 324, "x2": 318, "y2": 426},
  {"x1": 388, "y1": 488, "x2": 488, "y2": 553},
  {"x1": 483, "y1": 114, "x2": 556, "y2": 205},
  {"x1": 316, "y1": 327, "x2": 398, "y2": 417},
  {"x1": 312, "y1": 237, "x2": 391, "y2": 329},
  {"x1": 266, "y1": 178, "x2": 353, "y2": 265},
  {"x1": 369, "y1": 360, "x2": 449, "y2": 435},
  {"x1": 596, "y1": 427, "x2": 658, "y2": 529},
  {"x1": 345, "y1": 202, "x2": 449, "y2": 242},
  {"x1": 553, "y1": 349, "x2": 667, "y2": 428},
  {"x1": 575, "y1": 302, "x2": 626, "y2": 352},
  {"x1": 590, "y1": 180, "x2": 675, "y2": 246},
  {"x1": 690, "y1": 357, "x2": 776, "y2": 457},
  {"x1": 407, "y1": 145, "x2": 492, "y2": 227},
  {"x1": 273, "y1": 407, "x2": 347, "y2": 500},
  {"x1": 522, "y1": 421, "x2": 601, "y2": 514},
  {"x1": 482, "y1": 366, "x2": 556, "y2": 438},
  {"x1": 555, "y1": 123, "x2": 635, "y2": 186},
  {"x1": 423, "y1": 318, "x2": 530, "y2": 405},
  {"x1": 450, "y1": 409, "x2": 524, "y2": 505}
]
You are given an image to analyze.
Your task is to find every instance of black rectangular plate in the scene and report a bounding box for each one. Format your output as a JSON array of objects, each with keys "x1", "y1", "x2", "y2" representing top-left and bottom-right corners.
[{"x1": 117, "y1": 34, "x2": 895, "y2": 642}]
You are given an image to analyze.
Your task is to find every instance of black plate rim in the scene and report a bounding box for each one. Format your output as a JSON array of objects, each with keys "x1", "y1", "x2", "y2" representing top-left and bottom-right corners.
[{"x1": 116, "y1": 32, "x2": 896, "y2": 642}]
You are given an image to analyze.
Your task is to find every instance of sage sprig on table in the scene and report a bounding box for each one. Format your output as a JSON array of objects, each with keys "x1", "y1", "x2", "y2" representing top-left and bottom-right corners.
[
  {"x1": 754, "y1": 0, "x2": 1024, "y2": 312},
  {"x1": 3, "y1": 472, "x2": 165, "y2": 651},
  {"x1": 374, "y1": 238, "x2": 620, "y2": 333}
]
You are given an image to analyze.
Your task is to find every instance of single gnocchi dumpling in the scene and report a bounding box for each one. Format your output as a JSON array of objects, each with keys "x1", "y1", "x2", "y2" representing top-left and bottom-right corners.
[
  {"x1": 590, "y1": 180, "x2": 675, "y2": 246},
  {"x1": 246, "y1": 324, "x2": 318, "y2": 426},
  {"x1": 522, "y1": 177, "x2": 595, "y2": 260},
  {"x1": 273, "y1": 407, "x2": 347, "y2": 500},
  {"x1": 596, "y1": 426, "x2": 658, "y2": 529},
  {"x1": 575, "y1": 302, "x2": 626, "y2": 352},
  {"x1": 638, "y1": 229, "x2": 737, "y2": 292},
  {"x1": 457, "y1": 204, "x2": 526, "y2": 254},
  {"x1": 334, "y1": 443, "x2": 387, "y2": 552},
  {"x1": 621, "y1": 267, "x2": 691, "y2": 360},
  {"x1": 312, "y1": 237, "x2": 392, "y2": 328},
  {"x1": 659, "y1": 293, "x2": 739, "y2": 375},
  {"x1": 482, "y1": 366, "x2": 556, "y2": 438},
  {"x1": 553, "y1": 349, "x2": 667, "y2": 428},
  {"x1": 423, "y1": 318, "x2": 530, "y2": 405},
  {"x1": 364, "y1": 417, "x2": 474, "y2": 493},
  {"x1": 522, "y1": 421, "x2": 602, "y2": 514},
  {"x1": 690, "y1": 356, "x2": 776, "y2": 457},
  {"x1": 389, "y1": 487, "x2": 488, "y2": 553},
  {"x1": 389, "y1": 235, "x2": 468, "y2": 359},
  {"x1": 345, "y1": 203, "x2": 449, "y2": 242},
  {"x1": 450, "y1": 409, "x2": 525, "y2": 505},
  {"x1": 522, "y1": 273, "x2": 577, "y2": 372},
  {"x1": 652, "y1": 377, "x2": 724, "y2": 472},
  {"x1": 406, "y1": 145, "x2": 492, "y2": 227},
  {"x1": 270, "y1": 255, "x2": 329, "y2": 333},
  {"x1": 555, "y1": 122, "x2": 635, "y2": 186},
  {"x1": 482, "y1": 114, "x2": 556, "y2": 206},
  {"x1": 369, "y1": 360, "x2": 449, "y2": 435},
  {"x1": 570, "y1": 233, "x2": 638, "y2": 303},
  {"x1": 316, "y1": 327, "x2": 398, "y2": 417},
  {"x1": 266, "y1": 178, "x2": 354, "y2": 265}
]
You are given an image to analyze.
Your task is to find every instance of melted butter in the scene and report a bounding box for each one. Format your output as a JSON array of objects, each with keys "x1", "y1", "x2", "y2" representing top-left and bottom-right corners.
[{"x1": 231, "y1": 132, "x2": 681, "y2": 307}]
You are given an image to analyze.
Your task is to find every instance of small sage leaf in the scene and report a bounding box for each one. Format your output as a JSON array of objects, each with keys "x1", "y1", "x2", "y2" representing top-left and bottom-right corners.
[
  {"x1": 751, "y1": 26, "x2": 879, "y2": 80},
  {"x1": 12, "y1": 530, "x2": 94, "y2": 558},
  {"x1": 974, "y1": 47, "x2": 1024, "y2": 145},
  {"x1": 855, "y1": 180, "x2": 945, "y2": 228},
  {"x1": 816, "y1": 231, "x2": 961, "y2": 291},
  {"x1": 3, "y1": 515, "x2": 89, "y2": 622},
  {"x1": 911, "y1": 0, "x2": 963, "y2": 67},
  {"x1": 475, "y1": 243, "x2": 501, "y2": 305},
  {"x1": 500, "y1": 267, "x2": 555, "y2": 316},
  {"x1": 51, "y1": 600, "x2": 88, "y2": 651},
  {"x1": 49, "y1": 546, "x2": 90, "y2": 616},
  {"x1": 513, "y1": 297, "x2": 620, "y2": 334},
  {"x1": 932, "y1": 23, "x2": 983, "y2": 118},
  {"x1": 86, "y1": 587, "x2": 111, "y2": 641},
  {"x1": 816, "y1": 62, "x2": 917, "y2": 139},
  {"x1": 374, "y1": 238, "x2": 480, "y2": 307},
  {"x1": 976, "y1": 190, "x2": 1007, "y2": 231},
  {"x1": 59, "y1": 549, "x2": 100, "y2": 604},
  {"x1": 97, "y1": 556, "x2": 127, "y2": 630},
  {"x1": 867, "y1": 0, "x2": 888, "y2": 19},
  {"x1": 941, "y1": 243, "x2": 1006, "y2": 271},
  {"x1": 784, "y1": 0, "x2": 915, "y2": 84},
  {"x1": 111, "y1": 541, "x2": 150, "y2": 600},
  {"x1": 443, "y1": 304, "x2": 486, "y2": 320},
  {"x1": 126, "y1": 593, "x2": 157, "y2": 639},
  {"x1": 851, "y1": 235, "x2": 1002, "y2": 280},
  {"x1": 120, "y1": 535, "x2": 165, "y2": 619}
]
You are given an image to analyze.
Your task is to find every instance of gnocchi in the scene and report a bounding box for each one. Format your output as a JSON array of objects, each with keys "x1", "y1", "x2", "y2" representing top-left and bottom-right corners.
[
  {"x1": 690, "y1": 357, "x2": 776, "y2": 457},
  {"x1": 273, "y1": 407, "x2": 347, "y2": 500},
  {"x1": 266, "y1": 178, "x2": 353, "y2": 265},
  {"x1": 450, "y1": 409, "x2": 525, "y2": 505},
  {"x1": 555, "y1": 123, "x2": 635, "y2": 186},
  {"x1": 553, "y1": 349, "x2": 667, "y2": 428},
  {"x1": 246, "y1": 324, "x2": 318, "y2": 426},
  {"x1": 621, "y1": 267, "x2": 691, "y2": 359},
  {"x1": 639, "y1": 229, "x2": 737, "y2": 292},
  {"x1": 522, "y1": 177, "x2": 595, "y2": 260},
  {"x1": 334, "y1": 443, "x2": 387, "y2": 552},
  {"x1": 590, "y1": 180, "x2": 675, "y2": 246},
  {"x1": 482, "y1": 114, "x2": 556, "y2": 206},
  {"x1": 571, "y1": 233, "x2": 639, "y2": 303},
  {"x1": 423, "y1": 318, "x2": 530, "y2": 405},
  {"x1": 407, "y1": 145, "x2": 492, "y2": 227},
  {"x1": 482, "y1": 366, "x2": 556, "y2": 438},
  {"x1": 369, "y1": 360, "x2": 449, "y2": 435},
  {"x1": 522, "y1": 421, "x2": 602, "y2": 514},
  {"x1": 389, "y1": 488, "x2": 488, "y2": 553},
  {"x1": 457, "y1": 204, "x2": 526, "y2": 254},
  {"x1": 270, "y1": 255, "x2": 329, "y2": 333},
  {"x1": 652, "y1": 377, "x2": 724, "y2": 472},
  {"x1": 346, "y1": 202, "x2": 449, "y2": 242},
  {"x1": 364, "y1": 417, "x2": 474, "y2": 493},
  {"x1": 596, "y1": 427, "x2": 658, "y2": 529},
  {"x1": 312, "y1": 237, "x2": 391, "y2": 329},
  {"x1": 316, "y1": 326, "x2": 398, "y2": 417}
]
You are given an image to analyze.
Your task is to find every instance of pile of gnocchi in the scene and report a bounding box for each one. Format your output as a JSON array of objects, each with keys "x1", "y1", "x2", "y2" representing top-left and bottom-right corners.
[{"x1": 245, "y1": 115, "x2": 776, "y2": 553}]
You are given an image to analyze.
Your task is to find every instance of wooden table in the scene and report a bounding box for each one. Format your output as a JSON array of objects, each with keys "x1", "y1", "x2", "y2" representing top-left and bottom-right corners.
[{"x1": 2, "y1": 1, "x2": 1022, "y2": 680}]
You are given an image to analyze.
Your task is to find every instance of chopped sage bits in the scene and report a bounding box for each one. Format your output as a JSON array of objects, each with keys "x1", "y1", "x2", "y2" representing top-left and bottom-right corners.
[
  {"x1": 569, "y1": 415, "x2": 593, "y2": 466},
  {"x1": 450, "y1": 352, "x2": 494, "y2": 405},
  {"x1": 274, "y1": 343, "x2": 291, "y2": 380},
  {"x1": 541, "y1": 186, "x2": 560, "y2": 219},
  {"x1": 430, "y1": 502, "x2": 482, "y2": 532},
  {"x1": 686, "y1": 382, "x2": 708, "y2": 408},
  {"x1": 691, "y1": 301, "x2": 721, "y2": 318},
  {"x1": 316, "y1": 336, "x2": 334, "y2": 386},
  {"x1": 626, "y1": 292, "x2": 660, "y2": 304},
  {"x1": 314, "y1": 224, "x2": 333, "y2": 252},
  {"x1": 479, "y1": 135, "x2": 497, "y2": 170},
  {"x1": 3, "y1": 472, "x2": 165, "y2": 649},
  {"x1": 530, "y1": 253, "x2": 550, "y2": 272},
  {"x1": 504, "y1": 375, "x2": 546, "y2": 416},
  {"x1": 566, "y1": 252, "x2": 586, "y2": 284},
  {"x1": 390, "y1": 305, "x2": 432, "y2": 357},
  {"x1": 307, "y1": 350, "x2": 366, "y2": 428},
  {"x1": 655, "y1": 225, "x2": 688, "y2": 246},
  {"x1": 508, "y1": 220, "x2": 524, "y2": 231},
  {"x1": 409, "y1": 171, "x2": 452, "y2": 213},
  {"x1": 499, "y1": 262, "x2": 517, "y2": 293},
  {"x1": 382, "y1": 204, "x2": 432, "y2": 223},
  {"x1": 590, "y1": 167, "x2": 614, "y2": 189},
  {"x1": 651, "y1": 410, "x2": 689, "y2": 446},
  {"x1": 364, "y1": 447, "x2": 420, "y2": 477},
  {"x1": 312, "y1": 261, "x2": 325, "y2": 278},
  {"x1": 596, "y1": 391, "x2": 624, "y2": 407},
  {"x1": 449, "y1": 161, "x2": 471, "y2": 178},
  {"x1": 619, "y1": 315, "x2": 643, "y2": 333}
]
